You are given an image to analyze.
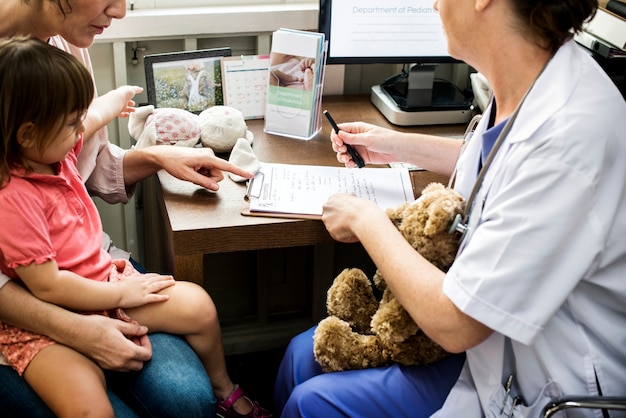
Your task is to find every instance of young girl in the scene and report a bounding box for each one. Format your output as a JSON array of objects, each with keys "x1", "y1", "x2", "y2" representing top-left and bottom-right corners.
[{"x1": 0, "y1": 36, "x2": 271, "y2": 418}]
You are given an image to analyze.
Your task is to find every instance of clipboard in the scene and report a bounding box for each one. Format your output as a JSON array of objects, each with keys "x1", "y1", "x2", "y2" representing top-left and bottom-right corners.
[
  {"x1": 241, "y1": 169, "x2": 323, "y2": 219},
  {"x1": 240, "y1": 199, "x2": 322, "y2": 220},
  {"x1": 240, "y1": 162, "x2": 414, "y2": 220}
]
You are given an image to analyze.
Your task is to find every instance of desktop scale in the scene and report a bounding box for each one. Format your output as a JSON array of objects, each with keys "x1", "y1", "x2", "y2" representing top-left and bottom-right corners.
[{"x1": 371, "y1": 64, "x2": 474, "y2": 126}]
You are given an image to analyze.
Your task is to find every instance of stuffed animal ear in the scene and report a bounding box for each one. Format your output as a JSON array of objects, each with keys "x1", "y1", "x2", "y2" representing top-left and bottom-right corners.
[
  {"x1": 128, "y1": 105, "x2": 155, "y2": 147},
  {"x1": 419, "y1": 183, "x2": 465, "y2": 236},
  {"x1": 228, "y1": 137, "x2": 260, "y2": 182},
  {"x1": 420, "y1": 182, "x2": 443, "y2": 195}
]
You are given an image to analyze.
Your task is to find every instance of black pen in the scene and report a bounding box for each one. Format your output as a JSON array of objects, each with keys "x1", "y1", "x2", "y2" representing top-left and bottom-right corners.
[{"x1": 323, "y1": 110, "x2": 365, "y2": 168}]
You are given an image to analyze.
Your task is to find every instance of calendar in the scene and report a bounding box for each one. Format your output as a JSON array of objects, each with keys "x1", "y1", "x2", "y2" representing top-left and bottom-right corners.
[{"x1": 221, "y1": 55, "x2": 270, "y2": 120}]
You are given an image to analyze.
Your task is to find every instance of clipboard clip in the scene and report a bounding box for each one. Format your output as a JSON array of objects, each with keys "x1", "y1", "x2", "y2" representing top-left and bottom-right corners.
[{"x1": 244, "y1": 171, "x2": 264, "y2": 201}]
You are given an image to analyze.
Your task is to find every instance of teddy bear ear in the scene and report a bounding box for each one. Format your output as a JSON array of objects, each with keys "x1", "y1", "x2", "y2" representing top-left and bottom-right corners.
[
  {"x1": 420, "y1": 182, "x2": 445, "y2": 197},
  {"x1": 422, "y1": 188, "x2": 466, "y2": 236},
  {"x1": 423, "y1": 204, "x2": 454, "y2": 235}
]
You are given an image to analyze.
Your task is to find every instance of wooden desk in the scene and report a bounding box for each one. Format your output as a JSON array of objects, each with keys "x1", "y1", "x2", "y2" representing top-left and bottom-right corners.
[{"x1": 142, "y1": 95, "x2": 464, "y2": 353}]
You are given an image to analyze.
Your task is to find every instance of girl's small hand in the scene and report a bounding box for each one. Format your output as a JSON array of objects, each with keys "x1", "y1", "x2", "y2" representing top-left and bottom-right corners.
[
  {"x1": 116, "y1": 86, "x2": 143, "y2": 118},
  {"x1": 117, "y1": 273, "x2": 175, "y2": 308},
  {"x1": 118, "y1": 99, "x2": 137, "y2": 118}
]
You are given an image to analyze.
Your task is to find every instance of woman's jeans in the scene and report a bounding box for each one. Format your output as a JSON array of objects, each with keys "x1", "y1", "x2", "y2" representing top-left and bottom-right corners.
[{"x1": 0, "y1": 333, "x2": 215, "y2": 417}]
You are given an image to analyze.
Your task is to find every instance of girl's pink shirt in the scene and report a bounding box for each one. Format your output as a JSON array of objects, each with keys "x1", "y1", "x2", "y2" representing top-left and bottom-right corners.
[{"x1": 0, "y1": 140, "x2": 111, "y2": 282}]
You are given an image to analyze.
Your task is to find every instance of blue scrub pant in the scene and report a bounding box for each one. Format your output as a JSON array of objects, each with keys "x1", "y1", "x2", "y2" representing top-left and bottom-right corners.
[
  {"x1": 0, "y1": 333, "x2": 215, "y2": 417},
  {"x1": 274, "y1": 326, "x2": 465, "y2": 418}
]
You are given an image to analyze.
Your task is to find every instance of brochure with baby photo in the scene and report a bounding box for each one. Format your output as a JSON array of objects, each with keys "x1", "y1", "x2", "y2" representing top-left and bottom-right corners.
[{"x1": 264, "y1": 28, "x2": 327, "y2": 140}]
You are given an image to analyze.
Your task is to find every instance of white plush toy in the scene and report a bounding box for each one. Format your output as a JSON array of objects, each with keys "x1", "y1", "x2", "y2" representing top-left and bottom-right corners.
[
  {"x1": 128, "y1": 105, "x2": 253, "y2": 152},
  {"x1": 198, "y1": 106, "x2": 251, "y2": 153}
]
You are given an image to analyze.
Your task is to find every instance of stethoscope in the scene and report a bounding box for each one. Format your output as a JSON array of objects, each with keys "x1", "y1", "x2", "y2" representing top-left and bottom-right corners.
[
  {"x1": 447, "y1": 102, "x2": 521, "y2": 238},
  {"x1": 447, "y1": 72, "x2": 542, "y2": 244}
]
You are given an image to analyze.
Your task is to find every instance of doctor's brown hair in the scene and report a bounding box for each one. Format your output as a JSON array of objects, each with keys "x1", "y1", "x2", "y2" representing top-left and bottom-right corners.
[
  {"x1": 0, "y1": 36, "x2": 94, "y2": 187},
  {"x1": 509, "y1": 0, "x2": 598, "y2": 53}
]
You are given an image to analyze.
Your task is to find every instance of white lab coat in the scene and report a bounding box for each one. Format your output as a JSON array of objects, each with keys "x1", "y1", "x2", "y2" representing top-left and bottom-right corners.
[{"x1": 432, "y1": 39, "x2": 626, "y2": 417}]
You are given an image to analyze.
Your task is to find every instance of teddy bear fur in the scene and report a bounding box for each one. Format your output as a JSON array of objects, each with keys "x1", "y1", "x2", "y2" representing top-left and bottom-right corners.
[
  {"x1": 128, "y1": 104, "x2": 252, "y2": 152},
  {"x1": 313, "y1": 182, "x2": 466, "y2": 372}
]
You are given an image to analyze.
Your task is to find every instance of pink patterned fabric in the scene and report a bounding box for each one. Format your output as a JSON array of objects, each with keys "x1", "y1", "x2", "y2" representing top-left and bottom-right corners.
[{"x1": 151, "y1": 108, "x2": 201, "y2": 145}]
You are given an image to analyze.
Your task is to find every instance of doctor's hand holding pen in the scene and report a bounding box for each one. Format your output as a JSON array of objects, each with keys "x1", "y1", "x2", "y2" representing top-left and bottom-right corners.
[{"x1": 327, "y1": 119, "x2": 467, "y2": 177}]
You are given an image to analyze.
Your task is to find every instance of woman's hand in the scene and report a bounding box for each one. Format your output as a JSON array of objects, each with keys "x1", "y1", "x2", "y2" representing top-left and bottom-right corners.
[
  {"x1": 330, "y1": 121, "x2": 461, "y2": 175},
  {"x1": 70, "y1": 314, "x2": 153, "y2": 371},
  {"x1": 329, "y1": 121, "x2": 399, "y2": 168},
  {"x1": 123, "y1": 145, "x2": 255, "y2": 191},
  {"x1": 321, "y1": 193, "x2": 382, "y2": 243}
]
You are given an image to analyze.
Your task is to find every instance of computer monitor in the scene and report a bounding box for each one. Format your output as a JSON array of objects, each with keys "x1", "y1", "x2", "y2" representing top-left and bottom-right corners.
[{"x1": 318, "y1": 0, "x2": 474, "y2": 125}]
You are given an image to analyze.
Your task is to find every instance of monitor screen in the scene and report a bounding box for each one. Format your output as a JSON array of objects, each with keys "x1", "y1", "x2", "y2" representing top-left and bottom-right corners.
[{"x1": 319, "y1": 0, "x2": 456, "y2": 65}]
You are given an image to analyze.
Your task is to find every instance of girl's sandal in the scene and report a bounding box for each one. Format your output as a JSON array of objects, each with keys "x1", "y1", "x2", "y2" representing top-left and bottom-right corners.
[{"x1": 216, "y1": 384, "x2": 273, "y2": 418}]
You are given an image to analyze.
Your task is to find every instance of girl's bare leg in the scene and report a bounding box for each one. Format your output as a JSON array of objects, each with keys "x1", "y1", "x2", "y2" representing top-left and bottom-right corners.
[
  {"x1": 23, "y1": 344, "x2": 113, "y2": 418},
  {"x1": 127, "y1": 281, "x2": 254, "y2": 414}
]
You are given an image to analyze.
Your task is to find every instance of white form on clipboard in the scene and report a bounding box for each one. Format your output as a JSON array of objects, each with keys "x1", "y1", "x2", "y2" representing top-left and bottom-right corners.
[{"x1": 243, "y1": 162, "x2": 414, "y2": 218}]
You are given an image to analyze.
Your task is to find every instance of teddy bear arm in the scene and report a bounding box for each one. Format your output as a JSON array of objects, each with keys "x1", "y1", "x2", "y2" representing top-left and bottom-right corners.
[
  {"x1": 371, "y1": 291, "x2": 419, "y2": 343},
  {"x1": 372, "y1": 270, "x2": 387, "y2": 292},
  {"x1": 388, "y1": 332, "x2": 450, "y2": 366}
]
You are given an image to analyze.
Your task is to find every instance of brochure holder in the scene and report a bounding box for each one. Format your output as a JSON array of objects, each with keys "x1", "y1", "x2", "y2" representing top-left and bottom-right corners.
[{"x1": 264, "y1": 28, "x2": 328, "y2": 140}]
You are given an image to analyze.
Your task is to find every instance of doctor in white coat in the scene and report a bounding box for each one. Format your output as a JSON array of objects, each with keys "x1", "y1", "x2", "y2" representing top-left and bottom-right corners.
[{"x1": 273, "y1": 0, "x2": 626, "y2": 416}]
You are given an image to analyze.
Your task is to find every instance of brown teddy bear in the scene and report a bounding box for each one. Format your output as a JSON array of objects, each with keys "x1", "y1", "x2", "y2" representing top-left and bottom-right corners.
[{"x1": 313, "y1": 182, "x2": 466, "y2": 372}]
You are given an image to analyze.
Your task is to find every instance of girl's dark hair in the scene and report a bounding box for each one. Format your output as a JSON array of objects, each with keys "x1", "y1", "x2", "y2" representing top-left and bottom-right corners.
[
  {"x1": 509, "y1": 0, "x2": 598, "y2": 52},
  {"x1": 0, "y1": 36, "x2": 93, "y2": 186}
]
